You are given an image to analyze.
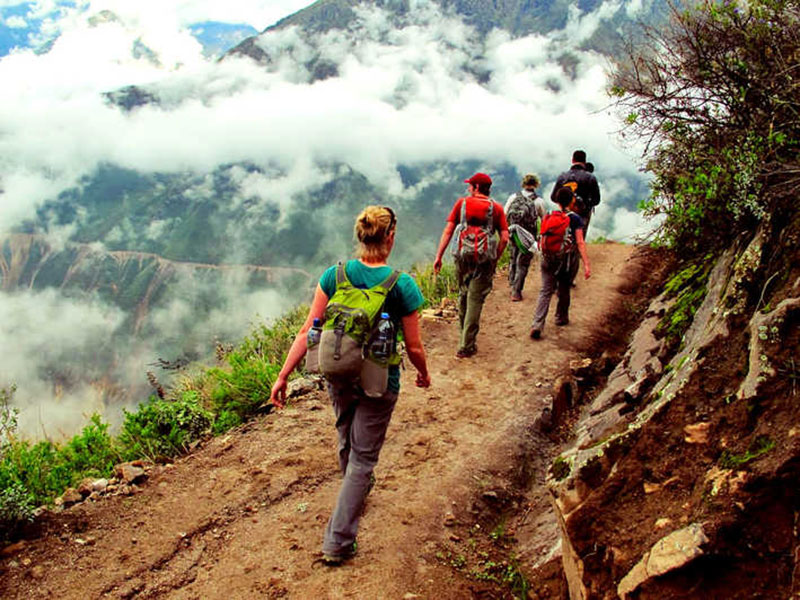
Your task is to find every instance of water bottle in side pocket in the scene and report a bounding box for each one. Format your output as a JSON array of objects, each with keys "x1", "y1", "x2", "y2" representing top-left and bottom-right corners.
[
  {"x1": 305, "y1": 318, "x2": 323, "y2": 373},
  {"x1": 360, "y1": 312, "x2": 393, "y2": 398}
]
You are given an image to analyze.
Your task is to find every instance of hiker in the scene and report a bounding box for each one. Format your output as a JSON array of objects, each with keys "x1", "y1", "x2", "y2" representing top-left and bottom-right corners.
[
  {"x1": 551, "y1": 149, "x2": 601, "y2": 235},
  {"x1": 269, "y1": 205, "x2": 431, "y2": 565},
  {"x1": 530, "y1": 186, "x2": 591, "y2": 339},
  {"x1": 433, "y1": 172, "x2": 509, "y2": 358},
  {"x1": 504, "y1": 173, "x2": 546, "y2": 301}
]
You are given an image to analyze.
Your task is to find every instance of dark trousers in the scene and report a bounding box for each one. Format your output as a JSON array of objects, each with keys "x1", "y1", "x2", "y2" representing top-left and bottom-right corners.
[
  {"x1": 508, "y1": 245, "x2": 534, "y2": 296},
  {"x1": 532, "y1": 255, "x2": 579, "y2": 331}
]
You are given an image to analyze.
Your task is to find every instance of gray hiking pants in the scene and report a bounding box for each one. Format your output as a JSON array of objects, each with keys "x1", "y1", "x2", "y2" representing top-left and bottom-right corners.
[
  {"x1": 322, "y1": 381, "x2": 398, "y2": 556},
  {"x1": 456, "y1": 259, "x2": 495, "y2": 353},
  {"x1": 531, "y1": 255, "x2": 579, "y2": 332},
  {"x1": 508, "y1": 245, "x2": 534, "y2": 297}
]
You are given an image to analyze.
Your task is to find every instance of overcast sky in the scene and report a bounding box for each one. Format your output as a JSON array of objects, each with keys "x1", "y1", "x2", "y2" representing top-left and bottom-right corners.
[{"x1": 0, "y1": 0, "x2": 654, "y2": 436}]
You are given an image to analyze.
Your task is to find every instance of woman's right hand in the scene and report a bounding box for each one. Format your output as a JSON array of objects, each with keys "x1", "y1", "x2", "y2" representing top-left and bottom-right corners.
[
  {"x1": 270, "y1": 375, "x2": 288, "y2": 409},
  {"x1": 433, "y1": 257, "x2": 442, "y2": 275},
  {"x1": 415, "y1": 371, "x2": 431, "y2": 388}
]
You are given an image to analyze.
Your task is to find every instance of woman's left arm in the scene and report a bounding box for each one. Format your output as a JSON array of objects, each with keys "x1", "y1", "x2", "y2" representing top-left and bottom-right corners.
[{"x1": 270, "y1": 284, "x2": 329, "y2": 408}]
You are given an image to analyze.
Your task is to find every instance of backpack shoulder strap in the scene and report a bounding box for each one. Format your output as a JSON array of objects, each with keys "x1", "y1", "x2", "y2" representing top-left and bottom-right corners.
[
  {"x1": 378, "y1": 269, "x2": 402, "y2": 292},
  {"x1": 459, "y1": 197, "x2": 467, "y2": 226},
  {"x1": 335, "y1": 261, "x2": 352, "y2": 290}
]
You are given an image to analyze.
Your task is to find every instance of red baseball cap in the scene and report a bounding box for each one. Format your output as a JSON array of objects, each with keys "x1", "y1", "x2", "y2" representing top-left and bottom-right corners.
[{"x1": 464, "y1": 172, "x2": 492, "y2": 186}]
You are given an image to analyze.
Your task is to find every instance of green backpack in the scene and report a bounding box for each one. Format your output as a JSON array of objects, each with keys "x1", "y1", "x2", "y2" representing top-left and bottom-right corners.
[{"x1": 317, "y1": 263, "x2": 401, "y2": 393}]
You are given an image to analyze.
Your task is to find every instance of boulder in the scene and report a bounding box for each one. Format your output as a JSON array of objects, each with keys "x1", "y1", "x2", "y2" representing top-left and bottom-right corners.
[
  {"x1": 617, "y1": 523, "x2": 709, "y2": 599},
  {"x1": 92, "y1": 478, "x2": 109, "y2": 493},
  {"x1": 61, "y1": 488, "x2": 83, "y2": 507},
  {"x1": 287, "y1": 377, "x2": 319, "y2": 398},
  {"x1": 114, "y1": 463, "x2": 147, "y2": 485},
  {"x1": 77, "y1": 478, "x2": 95, "y2": 497}
]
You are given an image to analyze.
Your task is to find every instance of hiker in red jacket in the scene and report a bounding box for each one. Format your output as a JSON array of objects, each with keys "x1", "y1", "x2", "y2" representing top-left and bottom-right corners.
[
  {"x1": 530, "y1": 186, "x2": 591, "y2": 339},
  {"x1": 433, "y1": 172, "x2": 509, "y2": 358}
]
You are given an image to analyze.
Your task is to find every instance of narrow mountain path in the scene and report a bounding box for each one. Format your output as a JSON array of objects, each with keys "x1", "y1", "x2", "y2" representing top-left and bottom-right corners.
[{"x1": 0, "y1": 242, "x2": 636, "y2": 599}]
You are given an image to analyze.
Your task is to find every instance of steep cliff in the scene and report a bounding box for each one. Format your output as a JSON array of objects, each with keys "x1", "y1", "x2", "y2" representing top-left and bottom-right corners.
[{"x1": 548, "y1": 214, "x2": 800, "y2": 598}]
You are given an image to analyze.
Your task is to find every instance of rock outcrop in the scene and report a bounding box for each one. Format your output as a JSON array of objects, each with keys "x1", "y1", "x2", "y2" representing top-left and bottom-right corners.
[{"x1": 548, "y1": 222, "x2": 800, "y2": 599}]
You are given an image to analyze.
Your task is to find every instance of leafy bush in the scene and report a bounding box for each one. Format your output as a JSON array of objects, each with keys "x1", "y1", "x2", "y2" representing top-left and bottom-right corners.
[
  {"x1": 411, "y1": 261, "x2": 459, "y2": 309},
  {"x1": 207, "y1": 351, "x2": 280, "y2": 420},
  {"x1": 612, "y1": 0, "x2": 800, "y2": 258},
  {"x1": 657, "y1": 258, "x2": 714, "y2": 346},
  {"x1": 118, "y1": 392, "x2": 213, "y2": 461},
  {"x1": 0, "y1": 415, "x2": 120, "y2": 506},
  {"x1": 0, "y1": 483, "x2": 35, "y2": 541}
]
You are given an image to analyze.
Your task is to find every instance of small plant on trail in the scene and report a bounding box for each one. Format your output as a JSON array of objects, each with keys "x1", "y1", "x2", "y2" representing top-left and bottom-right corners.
[
  {"x1": 550, "y1": 456, "x2": 571, "y2": 481},
  {"x1": 718, "y1": 435, "x2": 775, "y2": 469},
  {"x1": 657, "y1": 258, "x2": 714, "y2": 347}
]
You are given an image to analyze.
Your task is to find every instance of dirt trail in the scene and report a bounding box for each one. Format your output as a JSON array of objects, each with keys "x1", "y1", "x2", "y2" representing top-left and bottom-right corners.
[{"x1": 0, "y1": 243, "x2": 636, "y2": 599}]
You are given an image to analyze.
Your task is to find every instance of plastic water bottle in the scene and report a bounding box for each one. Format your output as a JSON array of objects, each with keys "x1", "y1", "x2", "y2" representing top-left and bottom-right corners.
[
  {"x1": 361, "y1": 312, "x2": 394, "y2": 398},
  {"x1": 371, "y1": 313, "x2": 394, "y2": 360},
  {"x1": 305, "y1": 318, "x2": 322, "y2": 373}
]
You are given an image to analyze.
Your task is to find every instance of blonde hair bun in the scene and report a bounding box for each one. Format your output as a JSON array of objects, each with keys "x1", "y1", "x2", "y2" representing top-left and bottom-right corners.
[{"x1": 354, "y1": 205, "x2": 396, "y2": 261}]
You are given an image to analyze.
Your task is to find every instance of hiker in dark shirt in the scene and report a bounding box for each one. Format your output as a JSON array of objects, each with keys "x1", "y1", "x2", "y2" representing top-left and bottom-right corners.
[{"x1": 551, "y1": 149, "x2": 601, "y2": 235}]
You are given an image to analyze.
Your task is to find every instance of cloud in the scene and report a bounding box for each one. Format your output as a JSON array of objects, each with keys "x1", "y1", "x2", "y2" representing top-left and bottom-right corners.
[{"x1": 4, "y1": 14, "x2": 26, "y2": 28}]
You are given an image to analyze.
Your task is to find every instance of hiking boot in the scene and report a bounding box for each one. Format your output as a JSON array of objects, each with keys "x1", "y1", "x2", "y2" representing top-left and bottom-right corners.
[
  {"x1": 455, "y1": 347, "x2": 477, "y2": 358},
  {"x1": 510, "y1": 293, "x2": 522, "y2": 302},
  {"x1": 321, "y1": 542, "x2": 358, "y2": 566},
  {"x1": 530, "y1": 328, "x2": 541, "y2": 340}
]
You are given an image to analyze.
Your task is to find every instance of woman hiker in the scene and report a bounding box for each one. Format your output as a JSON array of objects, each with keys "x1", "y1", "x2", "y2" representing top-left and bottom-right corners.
[{"x1": 269, "y1": 205, "x2": 431, "y2": 565}]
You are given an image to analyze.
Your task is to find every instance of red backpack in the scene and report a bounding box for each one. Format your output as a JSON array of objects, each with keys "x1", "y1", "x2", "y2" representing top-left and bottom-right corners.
[
  {"x1": 452, "y1": 197, "x2": 497, "y2": 264},
  {"x1": 539, "y1": 210, "x2": 574, "y2": 260}
]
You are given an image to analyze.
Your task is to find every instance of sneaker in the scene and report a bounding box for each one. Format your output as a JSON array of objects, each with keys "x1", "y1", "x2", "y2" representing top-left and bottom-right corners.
[
  {"x1": 510, "y1": 293, "x2": 522, "y2": 302},
  {"x1": 455, "y1": 347, "x2": 477, "y2": 358},
  {"x1": 321, "y1": 542, "x2": 358, "y2": 566},
  {"x1": 530, "y1": 328, "x2": 541, "y2": 340}
]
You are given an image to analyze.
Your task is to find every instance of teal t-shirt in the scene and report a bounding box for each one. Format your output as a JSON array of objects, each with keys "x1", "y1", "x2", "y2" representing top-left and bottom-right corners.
[{"x1": 319, "y1": 260, "x2": 424, "y2": 392}]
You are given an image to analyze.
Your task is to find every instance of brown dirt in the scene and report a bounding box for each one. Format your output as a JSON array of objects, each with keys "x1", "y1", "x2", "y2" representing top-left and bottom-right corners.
[{"x1": 0, "y1": 242, "x2": 642, "y2": 600}]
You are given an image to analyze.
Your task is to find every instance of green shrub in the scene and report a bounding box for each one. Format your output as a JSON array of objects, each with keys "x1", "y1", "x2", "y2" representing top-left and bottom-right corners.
[
  {"x1": 612, "y1": 0, "x2": 800, "y2": 259},
  {"x1": 0, "y1": 414, "x2": 119, "y2": 509},
  {"x1": 212, "y1": 409, "x2": 243, "y2": 434},
  {"x1": 0, "y1": 483, "x2": 35, "y2": 541},
  {"x1": 657, "y1": 258, "x2": 714, "y2": 346},
  {"x1": 234, "y1": 305, "x2": 307, "y2": 366},
  {"x1": 207, "y1": 350, "x2": 280, "y2": 420},
  {"x1": 411, "y1": 261, "x2": 458, "y2": 309},
  {"x1": 118, "y1": 392, "x2": 213, "y2": 461}
]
